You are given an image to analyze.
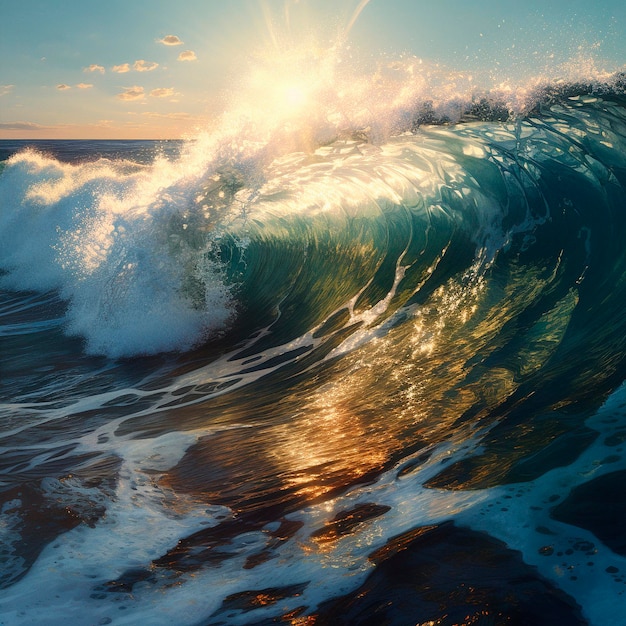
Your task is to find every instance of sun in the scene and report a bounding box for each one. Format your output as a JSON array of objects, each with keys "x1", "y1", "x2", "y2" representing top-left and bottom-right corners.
[
  {"x1": 242, "y1": 42, "x2": 338, "y2": 126},
  {"x1": 284, "y1": 84, "x2": 309, "y2": 108}
]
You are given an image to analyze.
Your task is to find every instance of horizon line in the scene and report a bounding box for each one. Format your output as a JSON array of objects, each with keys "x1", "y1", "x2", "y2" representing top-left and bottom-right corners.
[{"x1": 0, "y1": 137, "x2": 187, "y2": 141}]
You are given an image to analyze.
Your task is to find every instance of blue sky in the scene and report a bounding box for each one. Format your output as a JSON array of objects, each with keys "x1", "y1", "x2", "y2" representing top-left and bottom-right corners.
[{"x1": 1, "y1": 0, "x2": 625, "y2": 139}]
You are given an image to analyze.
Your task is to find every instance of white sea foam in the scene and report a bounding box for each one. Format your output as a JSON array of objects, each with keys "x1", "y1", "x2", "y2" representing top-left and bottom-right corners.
[{"x1": 0, "y1": 150, "x2": 234, "y2": 357}]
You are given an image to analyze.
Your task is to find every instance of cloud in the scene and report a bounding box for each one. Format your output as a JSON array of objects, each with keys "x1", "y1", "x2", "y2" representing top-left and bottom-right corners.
[
  {"x1": 113, "y1": 61, "x2": 159, "y2": 73},
  {"x1": 117, "y1": 86, "x2": 145, "y2": 101},
  {"x1": 158, "y1": 35, "x2": 183, "y2": 46},
  {"x1": 0, "y1": 85, "x2": 14, "y2": 97},
  {"x1": 84, "y1": 64, "x2": 105, "y2": 74},
  {"x1": 0, "y1": 121, "x2": 49, "y2": 131},
  {"x1": 56, "y1": 84, "x2": 71, "y2": 90},
  {"x1": 76, "y1": 83, "x2": 93, "y2": 89},
  {"x1": 177, "y1": 50, "x2": 197, "y2": 62},
  {"x1": 133, "y1": 60, "x2": 159, "y2": 72},
  {"x1": 149, "y1": 87, "x2": 176, "y2": 98},
  {"x1": 141, "y1": 112, "x2": 194, "y2": 120}
]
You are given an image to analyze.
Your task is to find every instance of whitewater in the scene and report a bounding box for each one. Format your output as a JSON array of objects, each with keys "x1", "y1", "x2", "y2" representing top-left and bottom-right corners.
[{"x1": 2, "y1": 21, "x2": 626, "y2": 626}]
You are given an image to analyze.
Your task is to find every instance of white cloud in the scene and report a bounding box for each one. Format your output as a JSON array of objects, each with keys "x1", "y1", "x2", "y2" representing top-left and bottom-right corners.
[
  {"x1": 149, "y1": 87, "x2": 176, "y2": 98},
  {"x1": 112, "y1": 63, "x2": 130, "y2": 73},
  {"x1": 75, "y1": 83, "x2": 93, "y2": 89},
  {"x1": 84, "y1": 64, "x2": 105, "y2": 74},
  {"x1": 56, "y1": 84, "x2": 71, "y2": 90},
  {"x1": 141, "y1": 112, "x2": 194, "y2": 120},
  {"x1": 177, "y1": 50, "x2": 197, "y2": 62},
  {"x1": 0, "y1": 121, "x2": 49, "y2": 131},
  {"x1": 158, "y1": 35, "x2": 183, "y2": 46},
  {"x1": 0, "y1": 85, "x2": 14, "y2": 97},
  {"x1": 133, "y1": 60, "x2": 159, "y2": 72},
  {"x1": 117, "y1": 86, "x2": 145, "y2": 101}
]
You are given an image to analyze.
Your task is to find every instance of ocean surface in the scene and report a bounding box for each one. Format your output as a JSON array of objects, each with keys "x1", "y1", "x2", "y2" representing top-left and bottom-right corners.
[{"x1": 2, "y1": 71, "x2": 626, "y2": 625}]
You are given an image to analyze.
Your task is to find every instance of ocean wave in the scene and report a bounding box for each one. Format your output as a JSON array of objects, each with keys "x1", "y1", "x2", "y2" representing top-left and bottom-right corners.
[
  {"x1": 2, "y1": 73, "x2": 626, "y2": 625},
  {"x1": 1, "y1": 73, "x2": 626, "y2": 360}
]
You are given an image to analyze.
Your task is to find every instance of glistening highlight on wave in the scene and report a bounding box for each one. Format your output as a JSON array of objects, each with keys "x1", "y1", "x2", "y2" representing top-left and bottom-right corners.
[{"x1": 2, "y1": 2, "x2": 626, "y2": 625}]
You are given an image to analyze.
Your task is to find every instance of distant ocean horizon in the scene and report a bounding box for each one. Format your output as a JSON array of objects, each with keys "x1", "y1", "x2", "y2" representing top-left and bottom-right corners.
[{"x1": 0, "y1": 139, "x2": 185, "y2": 164}]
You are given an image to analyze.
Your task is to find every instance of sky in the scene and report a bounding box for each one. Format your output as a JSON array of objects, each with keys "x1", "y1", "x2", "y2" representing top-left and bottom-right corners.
[{"x1": 1, "y1": 0, "x2": 625, "y2": 139}]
